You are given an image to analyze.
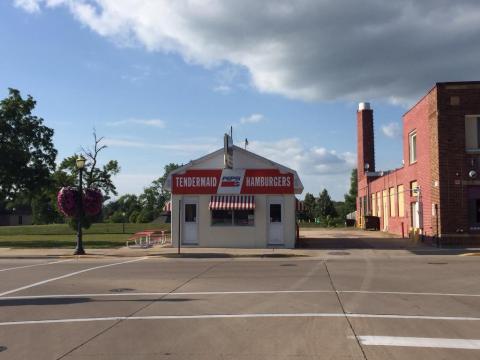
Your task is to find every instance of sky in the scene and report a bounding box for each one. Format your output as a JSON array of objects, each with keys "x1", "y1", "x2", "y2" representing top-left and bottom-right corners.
[{"x1": 2, "y1": 1, "x2": 480, "y2": 200}]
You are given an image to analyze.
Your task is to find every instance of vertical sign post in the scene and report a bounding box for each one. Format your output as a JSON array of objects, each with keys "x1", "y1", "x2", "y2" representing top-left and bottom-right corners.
[{"x1": 178, "y1": 199, "x2": 181, "y2": 255}]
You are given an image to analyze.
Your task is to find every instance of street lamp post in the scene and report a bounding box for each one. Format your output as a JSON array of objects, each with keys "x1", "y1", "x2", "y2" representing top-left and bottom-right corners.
[
  {"x1": 74, "y1": 155, "x2": 86, "y2": 255},
  {"x1": 122, "y1": 212, "x2": 126, "y2": 234}
]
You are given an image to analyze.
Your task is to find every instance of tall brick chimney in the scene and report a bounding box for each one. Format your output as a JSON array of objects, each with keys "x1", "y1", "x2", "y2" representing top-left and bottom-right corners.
[{"x1": 357, "y1": 102, "x2": 375, "y2": 179}]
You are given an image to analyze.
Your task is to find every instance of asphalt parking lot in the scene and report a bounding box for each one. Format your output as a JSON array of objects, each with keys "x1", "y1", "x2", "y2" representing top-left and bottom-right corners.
[{"x1": 0, "y1": 254, "x2": 479, "y2": 359}]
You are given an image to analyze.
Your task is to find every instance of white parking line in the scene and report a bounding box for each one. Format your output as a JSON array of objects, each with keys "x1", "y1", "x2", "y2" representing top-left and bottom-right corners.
[
  {"x1": 1, "y1": 289, "x2": 480, "y2": 301},
  {"x1": 356, "y1": 336, "x2": 480, "y2": 350},
  {"x1": 0, "y1": 259, "x2": 72, "y2": 272},
  {"x1": 0, "y1": 257, "x2": 148, "y2": 297},
  {"x1": 341, "y1": 290, "x2": 480, "y2": 298},
  {"x1": 0, "y1": 290, "x2": 333, "y2": 300},
  {"x1": 2, "y1": 312, "x2": 480, "y2": 326}
]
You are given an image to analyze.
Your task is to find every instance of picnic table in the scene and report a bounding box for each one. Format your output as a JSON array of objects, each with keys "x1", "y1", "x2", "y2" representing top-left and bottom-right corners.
[{"x1": 127, "y1": 229, "x2": 170, "y2": 248}]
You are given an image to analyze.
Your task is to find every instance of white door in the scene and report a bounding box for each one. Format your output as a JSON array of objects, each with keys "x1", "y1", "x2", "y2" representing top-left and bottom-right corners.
[
  {"x1": 268, "y1": 197, "x2": 284, "y2": 245},
  {"x1": 182, "y1": 198, "x2": 198, "y2": 245},
  {"x1": 412, "y1": 202, "x2": 420, "y2": 229},
  {"x1": 383, "y1": 190, "x2": 389, "y2": 231}
]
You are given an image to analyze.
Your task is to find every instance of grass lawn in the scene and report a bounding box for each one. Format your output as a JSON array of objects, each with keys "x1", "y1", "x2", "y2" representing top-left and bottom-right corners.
[{"x1": 0, "y1": 223, "x2": 170, "y2": 248}]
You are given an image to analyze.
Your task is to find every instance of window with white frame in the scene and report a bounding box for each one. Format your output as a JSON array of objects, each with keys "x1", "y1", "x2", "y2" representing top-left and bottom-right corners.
[
  {"x1": 465, "y1": 115, "x2": 480, "y2": 151},
  {"x1": 409, "y1": 131, "x2": 417, "y2": 164}
]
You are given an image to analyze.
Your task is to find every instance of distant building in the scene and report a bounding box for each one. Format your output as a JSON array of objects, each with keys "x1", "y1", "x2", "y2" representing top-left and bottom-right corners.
[
  {"x1": 0, "y1": 210, "x2": 32, "y2": 226},
  {"x1": 357, "y1": 81, "x2": 480, "y2": 246}
]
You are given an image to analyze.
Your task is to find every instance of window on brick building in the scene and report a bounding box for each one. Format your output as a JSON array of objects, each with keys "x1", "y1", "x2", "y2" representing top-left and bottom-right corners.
[
  {"x1": 389, "y1": 187, "x2": 396, "y2": 217},
  {"x1": 377, "y1": 192, "x2": 382, "y2": 217},
  {"x1": 410, "y1": 181, "x2": 419, "y2": 197},
  {"x1": 409, "y1": 131, "x2": 417, "y2": 163},
  {"x1": 398, "y1": 185, "x2": 405, "y2": 217},
  {"x1": 372, "y1": 193, "x2": 376, "y2": 216},
  {"x1": 465, "y1": 115, "x2": 480, "y2": 151}
]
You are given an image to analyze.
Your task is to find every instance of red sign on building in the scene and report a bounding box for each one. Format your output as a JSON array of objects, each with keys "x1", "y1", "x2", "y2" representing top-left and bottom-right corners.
[
  {"x1": 172, "y1": 170, "x2": 221, "y2": 194},
  {"x1": 242, "y1": 169, "x2": 294, "y2": 194},
  {"x1": 172, "y1": 169, "x2": 294, "y2": 194}
]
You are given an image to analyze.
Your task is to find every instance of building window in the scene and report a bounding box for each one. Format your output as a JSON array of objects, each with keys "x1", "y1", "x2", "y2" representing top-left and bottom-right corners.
[
  {"x1": 372, "y1": 193, "x2": 376, "y2": 216},
  {"x1": 389, "y1": 187, "x2": 396, "y2": 217},
  {"x1": 409, "y1": 131, "x2": 417, "y2": 164},
  {"x1": 270, "y1": 204, "x2": 282, "y2": 223},
  {"x1": 211, "y1": 210, "x2": 254, "y2": 226},
  {"x1": 465, "y1": 115, "x2": 480, "y2": 151},
  {"x1": 398, "y1": 185, "x2": 405, "y2": 217},
  {"x1": 185, "y1": 204, "x2": 197, "y2": 222},
  {"x1": 410, "y1": 181, "x2": 419, "y2": 197},
  {"x1": 377, "y1": 192, "x2": 382, "y2": 217}
]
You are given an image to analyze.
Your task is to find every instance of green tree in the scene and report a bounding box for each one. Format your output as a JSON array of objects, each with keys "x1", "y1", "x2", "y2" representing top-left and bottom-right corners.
[
  {"x1": 303, "y1": 193, "x2": 316, "y2": 221},
  {"x1": 344, "y1": 168, "x2": 358, "y2": 215},
  {"x1": 57, "y1": 132, "x2": 120, "y2": 229},
  {"x1": 316, "y1": 189, "x2": 337, "y2": 219},
  {"x1": 0, "y1": 88, "x2": 57, "y2": 204},
  {"x1": 58, "y1": 132, "x2": 120, "y2": 200},
  {"x1": 138, "y1": 163, "x2": 182, "y2": 220}
]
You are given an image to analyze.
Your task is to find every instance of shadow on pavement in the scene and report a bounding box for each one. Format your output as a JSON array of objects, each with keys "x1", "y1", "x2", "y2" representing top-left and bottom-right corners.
[
  {"x1": 0, "y1": 297, "x2": 198, "y2": 307},
  {"x1": 297, "y1": 237, "x2": 408, "y2": 250}
]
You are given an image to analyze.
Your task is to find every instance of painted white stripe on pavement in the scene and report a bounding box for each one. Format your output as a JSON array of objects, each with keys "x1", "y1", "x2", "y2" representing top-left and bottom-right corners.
[
  {"x1": 0, "y1": 257, "x2": 148, "y2": 297},
  {"x1": 357, "y1": 336, "x2": 480, "y2": 350},
  {"x1": 1, "y1": 289, "x2": 480, "y2": 301},
  {"x1": 0, "y1": 259, "x2": 72, "y2": 273},
  {"x1": 341, "y1": 290, "x2": 480, "y2": 298},
  {"x1": 0, "y1": 289, "x2": 334, "y2": 300},
  {"x1": 2, "y1": 313, "x2": 480, "y2": 326}
]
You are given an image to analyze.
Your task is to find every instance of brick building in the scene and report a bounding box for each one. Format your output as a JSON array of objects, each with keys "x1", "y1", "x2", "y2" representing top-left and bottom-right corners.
[{"x1": 357, "y1": 81, "x2": 480, "y2": 246}]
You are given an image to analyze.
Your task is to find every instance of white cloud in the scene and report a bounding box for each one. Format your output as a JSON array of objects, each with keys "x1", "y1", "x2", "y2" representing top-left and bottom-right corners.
[
  {"x1": 103, "y1": 137, "x2": 218, "y2": 153},
  {"x1": 14, "y1": 0, "x2": 40, "y2": 13},
  {"x1": 248, "y1": 138, "x2": 355, "y2": 176},
  {"x1": 213, "y1": 85, "x2": 231, "y2": 94},
  {"x1": 381, "y1": 122, "x2": 402, "y2": 138},
  {"x1": 16, "y1": 1, "x2": 480, "y2": 103},
  {"x1": 248, "y1": 138, "x2": 355, "y2": 199},
  {"x1": 107, "y1": 119, "x2": 166, "y2": 128},
  {"x1": 240, "y1": 114, "x2": 265, "y2": 124}
]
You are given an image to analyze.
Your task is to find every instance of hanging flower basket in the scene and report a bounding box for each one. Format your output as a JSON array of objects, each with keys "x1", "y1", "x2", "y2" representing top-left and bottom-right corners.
[
  {"x1": 57, "y1": 187, "x2": 79, "y2": 217},
  {"x1": 84, "y1": 188, "x2": 103, "y2": 216}
]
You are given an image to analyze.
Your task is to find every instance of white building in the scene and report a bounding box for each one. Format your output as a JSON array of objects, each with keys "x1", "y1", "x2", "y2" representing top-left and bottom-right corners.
[{"x1": 165, "y1": 140, "x2": 303, "y2": 248}]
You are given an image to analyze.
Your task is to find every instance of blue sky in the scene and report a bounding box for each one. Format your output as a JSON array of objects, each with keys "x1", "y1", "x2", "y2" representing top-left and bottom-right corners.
[{"x1": 3, "y1": 1, "x2": 478, "y2": 200}]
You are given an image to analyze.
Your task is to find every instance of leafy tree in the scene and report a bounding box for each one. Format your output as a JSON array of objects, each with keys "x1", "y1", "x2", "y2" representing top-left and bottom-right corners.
[
  {"x1": 57, "y1": 132, "x2": 120, "y2": 200},
  {"x1": 138, "y1": 163, "x2": 182, "y2": 220},
  {"x1": 303, "y1": 193, "x2": 316, "y2": 221},
  {"x1": 103, "y1": 194, "x2": 140, "y2": 222},
  {"x1": 316, "y1": 189, "x2": 337, "y2": 219},
  {"x1": 129, "y1": 210, "x2": 140, "y2": 223},
  {"x1": 344, "y1": 168, "x2": 357, "y2": 215},
  {"x1": 0, "y1": 88, "x2": 57, "y2": 203},
  {"x1": 136, "y1": 207, "x2": 154, "y2": 223},
  {"x1": 56, "y1": 132, "x2": 120, "y2": 229}
]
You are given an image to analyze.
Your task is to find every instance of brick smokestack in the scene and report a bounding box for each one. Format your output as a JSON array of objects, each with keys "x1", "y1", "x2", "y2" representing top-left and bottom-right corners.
[{"x1": 357, "y1": 102, "x2": 375, "y2": 179}]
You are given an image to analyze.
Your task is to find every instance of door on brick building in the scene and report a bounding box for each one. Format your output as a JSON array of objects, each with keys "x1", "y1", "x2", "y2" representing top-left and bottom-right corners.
[
  {"x1": 411, "y1": 202, "x2": 420, "y2": 229},
  {"x1": 468, "y1": 186, "x2": 480, "y2": 230}
]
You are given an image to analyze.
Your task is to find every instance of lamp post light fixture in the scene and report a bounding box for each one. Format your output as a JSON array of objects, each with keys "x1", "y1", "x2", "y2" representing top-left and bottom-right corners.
[{"x1": 74, "y1": 155, "x2": 86, "y2": 255}]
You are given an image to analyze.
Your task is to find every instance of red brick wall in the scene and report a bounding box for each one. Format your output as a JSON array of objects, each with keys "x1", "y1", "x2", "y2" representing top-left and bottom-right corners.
[
  {"x1": 357, "y1": 89, "x2": 437, "y2": 237},
  {"x1": 436, "y1": 83, "x2": 480, "y2": 242},
  {"x1": 357, "y1": 82, "x2": 480, "y2": 245}
]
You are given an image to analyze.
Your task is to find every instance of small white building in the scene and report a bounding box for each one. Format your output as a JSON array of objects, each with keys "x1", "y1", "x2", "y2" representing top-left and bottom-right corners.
[{"x1": 165, "y1": 139, "x2": 303, "y2": 248}]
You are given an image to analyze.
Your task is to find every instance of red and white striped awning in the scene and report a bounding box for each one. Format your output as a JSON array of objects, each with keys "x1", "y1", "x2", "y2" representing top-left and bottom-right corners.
[
  {"x1": 209, "y1": 195, "x2": 255, "y2": 210},
  {"x1": 163, "y1": 201, "x2": 172, "y2": 212}
]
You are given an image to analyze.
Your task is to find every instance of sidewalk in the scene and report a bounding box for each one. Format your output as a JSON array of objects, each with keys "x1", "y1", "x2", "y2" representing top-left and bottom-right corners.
[{"x1": 0, "y1": 243, "x2": 478, "y2": 259}]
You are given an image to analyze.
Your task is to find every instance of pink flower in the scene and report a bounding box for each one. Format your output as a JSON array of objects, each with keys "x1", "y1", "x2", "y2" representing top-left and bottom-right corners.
[{"x1": 57, "y1": 187, "x2": 79, "y2": 217}]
